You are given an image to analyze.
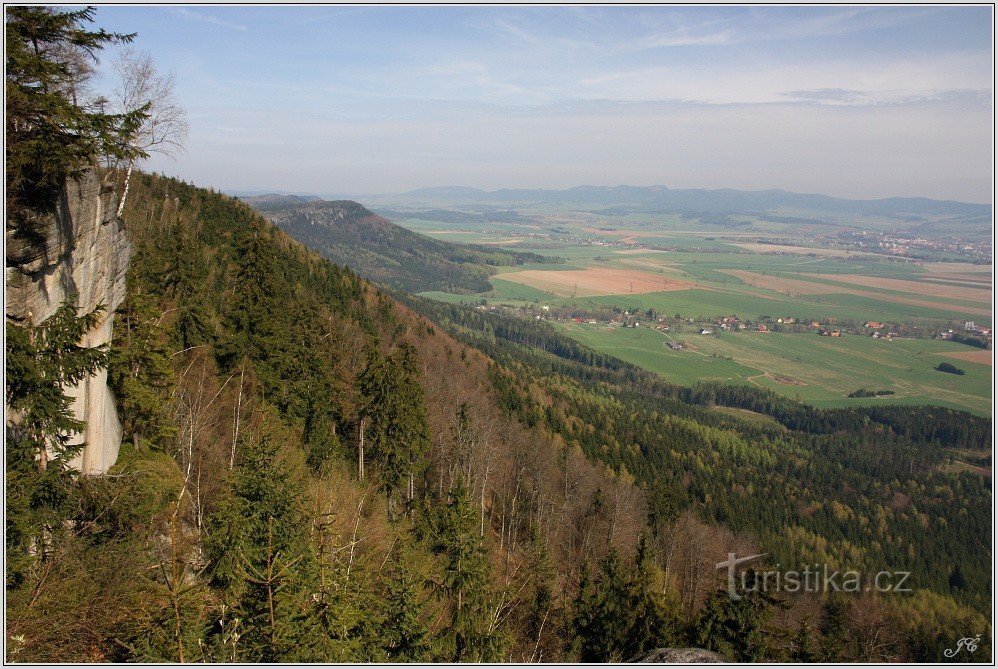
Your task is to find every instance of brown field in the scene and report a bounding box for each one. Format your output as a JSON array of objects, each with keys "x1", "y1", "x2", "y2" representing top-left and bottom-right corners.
[
  {"x1": 499, "y1": 267, "x2": 696, "y2": 297},
  {"x1": 721, "y1": 270, "x2": 841, "y2": 294},
  {"x1": 918, "y1": 277, "x2": 992, "y2": 289},
  {"x1": 802, "y1": 273, "x2": 992, "y2": 303},
  {"x1": 723, "y1": 270, "x2": 993, "y2": 317},
  {"x1": 938, "y1": 349, "x2": 993, "y2": 366},
  {"x1": 924, "y1": 262, "x2": 992, "y2": 275}
]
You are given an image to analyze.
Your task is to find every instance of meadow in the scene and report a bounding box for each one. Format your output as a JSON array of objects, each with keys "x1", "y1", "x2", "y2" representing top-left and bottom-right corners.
[
  {"x1": 557, "y1": 323, "x2": 992, "y2": 416},
  {"x1": 405, "y1": 210, "x2": 992, "y2": 415}
]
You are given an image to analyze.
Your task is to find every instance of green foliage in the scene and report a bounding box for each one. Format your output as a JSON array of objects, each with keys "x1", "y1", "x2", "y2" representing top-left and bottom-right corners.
[
  {"x1": 694, "y1": 579, "x2": 781, "y2": 662},
  {"x1": 432, "y1": 480, "x2": 506, "y2": 662},
  {"x1": 571, "y1": 551, "x2": 633, "y2": 661},
  {"x1": 381, "y1": 540, "x2": 431, "y2": 661},
  {"x1": 251, "y1": 199, "x2": 549, "y2": 294},
  {"x1": 203, "y1": 430, "x2": 317, "y2": 662},
  {"x1": 5, "y1": 302, "x2": 108, "y2": 585},
  {"x1": 571, "y1": 538, "x2": 681, "y2": 662},
  {"x1": 5, "y1": 6, "x2": 145, "y2": 235},
  {"x1": 108, "y1": 285, "x2": 176, "y2": 450},
  {"x1": 936, "y1": 362, "x2": 965, "y2": 375},
  {"x1": 359, "y1": 342, "x2": 430, "y2": 515}
]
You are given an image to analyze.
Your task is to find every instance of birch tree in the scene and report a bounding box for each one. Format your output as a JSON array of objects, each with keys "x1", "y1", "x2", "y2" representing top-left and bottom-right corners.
[{"x1": 108, "y1": 47, "x2": 188, "y2": 216}]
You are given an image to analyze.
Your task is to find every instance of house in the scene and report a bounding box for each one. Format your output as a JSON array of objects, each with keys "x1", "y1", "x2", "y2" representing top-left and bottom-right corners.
[
  {"x1": 810, "y1": 321, "x2": 821, "y2": 328},
  {"x1": 872, "y1": 332, "x2": 881, "y2": 339},
  {"x1": 865, "y1": 321, "x2": 884, "y2": 329},
  {"x1": 572, "y1": 317, "x2": 584, "y2": 323},
  {"x1": 784, "y1": 317, "x2": 796, "y2": 324},
  {"x1": 830, "y1": 330, "x2": 841, "y2": 337},
  {"x1": 758, "y1": 324, "x2": 769, "y2": 332},
  {"x1": 700, "y1": 329, "x2": 713, "y2": 335},
  {"x1": 667, "y1": 341, "x2": 684, "y2": 351}
]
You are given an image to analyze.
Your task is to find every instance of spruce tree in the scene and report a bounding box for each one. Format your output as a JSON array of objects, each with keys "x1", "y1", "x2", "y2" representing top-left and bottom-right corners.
[
  {"x1": 5, "y1": 302, "x2": 108, "y2": 584},
  {"x1": 6, "y1": 6, "x2": 146, "y2": 239},
  {"x1": 108, "y1": 284, "x2": 176, "y2": 450},
  {"x1": 203, "y1": 430, "x2": 317, "y2": 662},
  {"x1": 381, "y1": 540, "x2": 430, "y2": 661},
  {"x1": 434, "y1": 480, "x2": 504, "y2": 661},
  {"x1": 571, "y1": 549, "x2": 633, "y2": 661},
  {"x1": 624, "y1": 533, "x2": 680, "y2": 659}
]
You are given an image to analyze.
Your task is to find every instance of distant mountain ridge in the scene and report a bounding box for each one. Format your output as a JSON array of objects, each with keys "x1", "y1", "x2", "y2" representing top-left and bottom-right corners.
[
  {"x1": 397, "y1": 184, "x2": 991, "y2": 219},
  {"x1": 242, "y1": 196, "x2": 549, "y2": 294}
]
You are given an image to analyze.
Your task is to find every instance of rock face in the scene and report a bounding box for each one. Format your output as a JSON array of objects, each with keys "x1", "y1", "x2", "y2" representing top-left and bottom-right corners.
[
  {"x1": 630, "y1": 648, "x2": 727, "y2": 663},
  {"x1": 6, "y1": 170, "x2": 131, "y2": 474}
]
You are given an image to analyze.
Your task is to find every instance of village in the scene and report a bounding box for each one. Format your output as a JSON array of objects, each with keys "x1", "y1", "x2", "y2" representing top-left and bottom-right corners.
[{"x1": 474, "y1": 301, "x2": 993, "y2": 351}]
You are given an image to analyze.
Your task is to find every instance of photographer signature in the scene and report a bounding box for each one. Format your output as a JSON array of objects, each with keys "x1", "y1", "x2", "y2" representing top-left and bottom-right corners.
[{"x1": 944, "y1": 635, "x2": 982, "y2": 658}]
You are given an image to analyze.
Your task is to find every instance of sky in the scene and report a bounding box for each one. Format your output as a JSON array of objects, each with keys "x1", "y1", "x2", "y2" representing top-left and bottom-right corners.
[{"x1": 92, "y1": 5, "x2": 994, "y2": 203}]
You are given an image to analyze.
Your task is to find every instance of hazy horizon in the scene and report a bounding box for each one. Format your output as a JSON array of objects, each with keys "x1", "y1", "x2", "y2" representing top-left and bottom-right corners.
[
  {"x1": 95, "y1": 5, "x2": 994, "y2": 203},
  {"x1": 228, "y1": 182, "x2": 993, "y2": 206}
]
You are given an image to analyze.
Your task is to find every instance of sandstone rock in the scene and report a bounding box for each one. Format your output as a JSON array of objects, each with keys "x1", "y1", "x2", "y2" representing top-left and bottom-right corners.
[
  {"x1": 6, "y1": 170, "x2": 131, "y2": 474},
  {"x1": 630, "y1": 647, "x2": 727, "y2": 663}
]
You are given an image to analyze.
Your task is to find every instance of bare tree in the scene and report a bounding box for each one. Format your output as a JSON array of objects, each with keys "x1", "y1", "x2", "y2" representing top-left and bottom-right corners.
[{"x1": 108, "y1": 48, "x2": 188, "y2": 216}]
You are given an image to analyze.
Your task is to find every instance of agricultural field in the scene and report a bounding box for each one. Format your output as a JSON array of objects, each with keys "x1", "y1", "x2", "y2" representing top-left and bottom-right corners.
[
  {"x1": 557, "y1": 323, "x2": 992, "y2": 416},
  {"x1": 402, "y1": 207, "x2": 992, "y2": 415}
]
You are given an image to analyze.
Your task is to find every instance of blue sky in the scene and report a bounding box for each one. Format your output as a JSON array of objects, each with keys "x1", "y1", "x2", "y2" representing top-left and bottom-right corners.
[{"x1": 92, "y1": 5, "x2": 993, "y2": 202}]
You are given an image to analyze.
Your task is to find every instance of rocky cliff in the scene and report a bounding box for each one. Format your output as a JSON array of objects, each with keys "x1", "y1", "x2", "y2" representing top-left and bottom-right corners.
[{"x1": 6, "y1": 170, "x2": 131, "y2": 474}]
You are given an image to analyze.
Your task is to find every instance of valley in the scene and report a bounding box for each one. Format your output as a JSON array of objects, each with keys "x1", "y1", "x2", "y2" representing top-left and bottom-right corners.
[
  {"x1": 374, "y1": 197, "x2": 992, "y2": 416},
  {"x1": 5, "y1": 6, "x2": 993, "y2": 665}
]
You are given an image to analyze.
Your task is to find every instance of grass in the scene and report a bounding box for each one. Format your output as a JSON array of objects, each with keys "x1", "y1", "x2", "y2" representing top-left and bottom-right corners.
[{"x1": 554, "y1": 323, "x2": 992, "y2": 416}]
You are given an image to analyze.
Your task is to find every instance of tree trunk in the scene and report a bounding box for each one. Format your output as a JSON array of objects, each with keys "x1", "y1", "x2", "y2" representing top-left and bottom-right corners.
[
  {"x1": 358, "y1": 417, "x2": 365, "y2": 481},
  {"x1": 116, "y1": 162, "x2": 134, "y2": 218}
]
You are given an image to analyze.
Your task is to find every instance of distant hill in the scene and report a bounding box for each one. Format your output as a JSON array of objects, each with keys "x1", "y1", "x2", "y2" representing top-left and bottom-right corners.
[
  {"x1": 244, "y1": 197, "x2": 550, "y2": 294},
  {"x1": 239, "y1": 193, "x2": 323, "y2": 207},
  {"x1": 393, "y1": 184, "x2": 991, "y2": 222}
]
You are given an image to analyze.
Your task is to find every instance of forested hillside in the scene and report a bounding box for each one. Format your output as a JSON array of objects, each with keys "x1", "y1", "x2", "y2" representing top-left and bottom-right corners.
[
  {"x1": 246, "y1": 197, "x2": 548, "y2": 294},
  {"x1": 4, "y1": 7, "x2": 992, "y2": 664},
  {"x1": 7, "y1": 171, "x2": 991, "y2": 663}
]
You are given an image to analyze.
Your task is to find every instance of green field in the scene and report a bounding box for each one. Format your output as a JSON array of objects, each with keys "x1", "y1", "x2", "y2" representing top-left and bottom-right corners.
[
  {"x1": 397, "y1": 213, "x2": 991, "y2": 416},
  {"x1": 557, "y1": 323, "x2": 992, "y2": 416}
]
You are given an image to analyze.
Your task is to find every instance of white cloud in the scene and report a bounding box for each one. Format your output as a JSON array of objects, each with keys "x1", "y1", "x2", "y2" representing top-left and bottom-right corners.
[{"x1": 172, "y1": 8, "x2": 248, "y2": 32}]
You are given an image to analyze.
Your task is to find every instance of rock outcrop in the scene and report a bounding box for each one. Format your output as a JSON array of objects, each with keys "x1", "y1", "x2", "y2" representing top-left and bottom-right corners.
[
  {"x1": 6, "y1": 170, "x2": 131, "y2": 474},
  {"x1": 630, "y1": 647, "x2": 727, "y2": 663}
]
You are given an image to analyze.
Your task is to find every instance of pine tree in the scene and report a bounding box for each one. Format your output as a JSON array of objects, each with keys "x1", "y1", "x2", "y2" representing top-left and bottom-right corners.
[
  {"x1": 790, "y1": 619, "x2": 816, "y2": 662},
  {"x1": 695, "y1": 578, "x2": 779, "y2": 662}
]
